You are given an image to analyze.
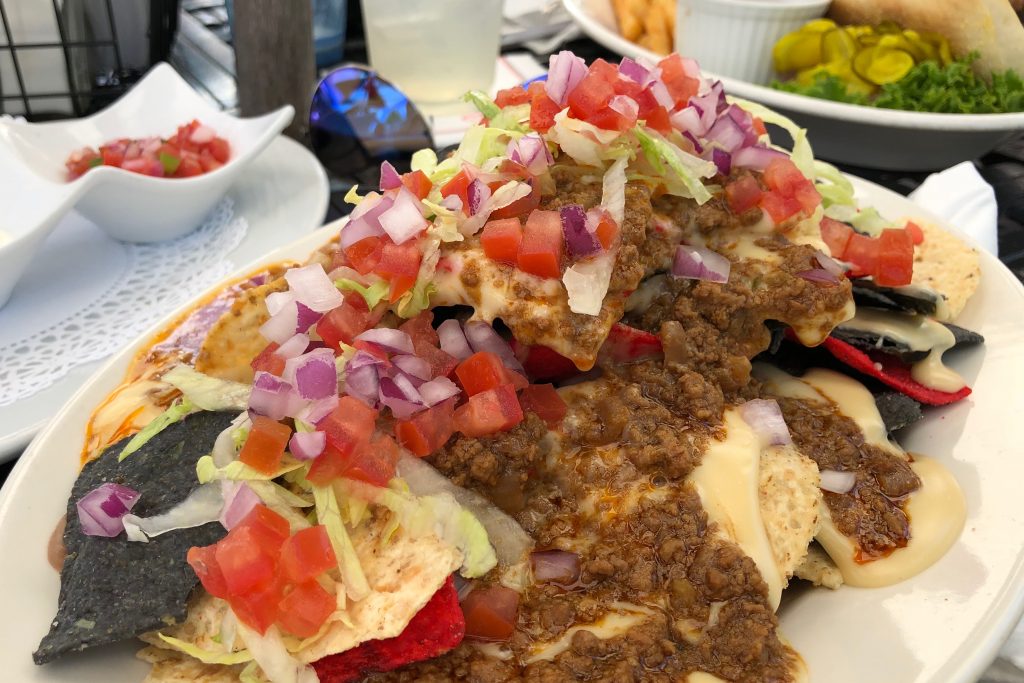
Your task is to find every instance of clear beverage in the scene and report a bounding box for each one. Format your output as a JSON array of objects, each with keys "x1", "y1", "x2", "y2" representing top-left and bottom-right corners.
[{"x1": 362, "y1": 0, "x2": 503, "y2": 104}]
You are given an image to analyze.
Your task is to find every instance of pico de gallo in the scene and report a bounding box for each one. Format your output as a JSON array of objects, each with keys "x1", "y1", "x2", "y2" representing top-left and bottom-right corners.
[{"x1": 65, "y1": 120, "x2": 230, "y2": 180}]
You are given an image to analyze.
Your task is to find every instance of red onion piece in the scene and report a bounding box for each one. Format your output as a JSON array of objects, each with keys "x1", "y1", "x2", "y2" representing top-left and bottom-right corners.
[
  {"x1": 814, "y1": 249, "x2": 845, "y2": 277},
  {"x1": 347, "y1": 349, "x2": 388, "y2": 371},
  {"x1": 284, "y1": 348, "x2": 338, "y2": 400},
  {"x1": 259, "y1": 301, "x2": 300, "y2": 344},
  {"x1": 671, "y1": 244, "x2": 731, "y2": 284},
  {"x1": 732, "y1": 145, "x2": 786, "y2": 171},
  {"x1": 343, "y1": 363, "x2": 380, "y2": 407},
  {"x1": 507, "y1": 134, "x2": 552, "y2": 177},
  {"x1": 295, "y1": 302, "x2": 323, "y2": 333},
  {"x1": 820, "y1": 469, "x2": 856, "y2": 494},
  {"x1": 418, "y1": 376, "x2": 461, "y2": 406},
  {"x1": 711, "y1": 148, "x2": 732, "y2": 176},
  {"x1": 190, "y1": 125, "x2": 215, "y2": 144},
  {"x1": 561, "y1": 204, "x2": 601, "y2": 258},
  {"x1": 706, "y1": 115, "x2": 746, "y2": 154},
  {"x1": 249, "y1": 371, "x2": 304, "y2": 420},
  {"x1": 285, "y1": 264, "x2": 343, "y2": 313},
  {"x1": 797, "y1": 269, "x2": 840, "y2": 286},
  {"x1": 379, "y1": 161, "x2": 402, "y2": 190},
  {"x1": 467, "y1": 179, "x2": 491, "y2": 215},
  {"x1": 219, "y1": 482, "x2": 260, "y2": 530},
  {"x1": 546, "y1": 50, "x2": 587, "y2": 106},
  {"x1": 738, "y1": 399, "x2": 792, "y2": 446},
  {"x1": 276, "y1": 333, "x2": 310, "y2": 360},
  {"x1": 609, "y1": 95, "x2": 639, "y2": 120},
  {"x1": 464, "y1": 321, "x2": 524, "y2": 373},
  {"x1": 670, "y1": 106, "x2": 704, "y2": 137},
  {"x1": 437, "y1": 319, "x2": 473, "y2": 361},
  {"x1": 530, "y1": 549, "x2": 581, "y2": 585},
  {"x1": 76, "y1": 483, "x2": 141, "y2": 537},
  {"x1": 297, "y1": 394, "x2": 339, "y2": 425},
  {"x1": 379, "y1": 376, "x2": 424, "y2": 419},
  {"x1": 648, "y1": 80, "x2": 674, "y2": 110},
  {"x1": 339, "y1": 214, "x2": 387, "y2": 251},
  {"x1": 355, "y1": 328, "x2": 414, "y2": 354},
  {"x1": 392, "y1": 354, "x2": 433, "y2": 381},
  {"x1": 289, "y1": 430, "x2": 327, "y2": 461},
  {"x1": 682, "y1": 131, "x2": 704, "y2": 154},
  {"x1": 440, "y1": 194, "x2": 463, "y2": 213},
  {"x1": 265, "y1": 290, "x2": 295, "y2": 316},
  {"x1": 618, "y1": 57, "x2": 648, "y2": 83},
  {"x1": 379, "y1": 187, "x2": 429, "y2": 245}
]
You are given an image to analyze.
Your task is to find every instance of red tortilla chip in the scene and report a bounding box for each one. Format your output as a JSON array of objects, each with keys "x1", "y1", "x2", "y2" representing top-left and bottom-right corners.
[
  {"x1": 312, "y1": 576, "x2": 464, "y2": 682},
  {"x1": 821, "y1": 336, "x2": 971, "y2": 406}
]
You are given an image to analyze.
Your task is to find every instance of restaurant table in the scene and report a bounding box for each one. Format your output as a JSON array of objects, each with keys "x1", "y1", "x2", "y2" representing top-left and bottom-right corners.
[{"x1": 2, "y1": 8, "x2": 1024, "y2": 680}]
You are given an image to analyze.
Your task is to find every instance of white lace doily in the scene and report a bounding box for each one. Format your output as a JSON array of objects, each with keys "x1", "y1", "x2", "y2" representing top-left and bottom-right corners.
[{"x1": 0, "y1": 198, "x2": 248, "y2": 406}]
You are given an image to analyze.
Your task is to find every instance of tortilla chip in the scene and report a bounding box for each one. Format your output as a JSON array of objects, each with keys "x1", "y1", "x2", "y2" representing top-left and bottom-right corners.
[
  {"x1": 195, "y1": 278, "x2": 289, "y2": 384},
  {"x1": 794, "y1": 542, "x2": 844, "y2": 590},
  {"x1": 911, "y1": 221, "x2": 980, "y2": 321},
  {"x1": 759, "y1": 445, "x2": 821, "y2": 582}
]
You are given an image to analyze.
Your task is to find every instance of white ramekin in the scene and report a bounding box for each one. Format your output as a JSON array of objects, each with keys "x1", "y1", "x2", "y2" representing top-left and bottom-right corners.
[{"x1": 675, "y1": 0, "x2": 831, "y2": 84}]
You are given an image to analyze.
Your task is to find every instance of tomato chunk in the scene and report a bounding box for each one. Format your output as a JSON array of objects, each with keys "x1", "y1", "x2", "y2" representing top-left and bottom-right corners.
[
  {"x1": 280, "y1": 525, "x2": 337, "y2": 584},
  {"x1": 904, "y1": 220, "x2": 925, "y2": 245},
  {"x1": 874, "y1": 228, "x2": 914, "y2": 286},
  {"x1": 395, "y1": 398, "x2": 456, "y2": 457},
  {"x1": 843, "y1": 232, "x2": 879, "y2": 276},
  {"x1": 567, "y1": 59, "x2": 616, "y2": 122},
  {"x1": 401, "y1": 170, "x2": 432, "y2": 199},
  {"x1": 229, "y1": 572, "x2": 285, "y2": 634},
  {"x1": 495, "y1": 85, "x2": 530, "y2": 107},
  {"x1": 456, "y1": 351, "x2": 513, "y2": 396},
  {"x1": 759, "y1": 190, "x2": 803, "y2": 224},
  {"x1": 316, "y1": 299, "x2": 370, "y2": 351},
  {"x1": 375, "y1": 237, "x2": 422, "y2": 279},
  {"x1": 725, "y1": 175, "x2": 764, "y2": 215},
  {"x1": 489, "y1": 184, "x2": 541, "y2": 221},
  {"x1": 454, "y1": 384, "x2": 524, "y2": 437},
  {"x1": 657, "y1": 54, "x2": 700, "y2": 107},
  {"x1": 345, "y1": 434, "x2": 400, "y2": 486},
  {"x1": 239, "y1": 415, "x2": 292, "y2": 474},
  {"x1": 592, "y1": 211, "x2": 619, "y2": 250},
  {"x1": 518, "y1": 384, "x2": 567, "y2": 427},
  {"x1": 462, "y1": 585, "x2": 520, "y2": 642},
  {"x1": 187, "y1": 545, "x2": 229, "y2": 599},
  {"x1": 763, "y1": 157, "x2": 806, "y2": 196},
  {"x1": 820, "y1": 217, "x2": 854, "y2": 257},
  {"x1": 528, "y1": 81, "x2": 562, "y2": 133},
  {"x1": 278, "y1": 581, "x2": 336, "y2": 638},
  {"x1": 251, "y1": 341, "x2": 287, "y2": 376},
  {"x1": 481, "y1": 218, "x2": 524, "y2": 265},
  {"x1": 517, "y1": 209, "x2": 564, "y2": 279},
  {"x1": 319, "y1": 397, "x2": 378, "y2": 455},
  {"x1": 441, "y1": 169, "x2": 473, "y2": 210},
  {"x1": 237, "y1": 504, "x2": 291, "y2": 555},
  {"x1": 344, "y1": 236, "x2": 384, "y2": 275},
  {"x1": 216, "y1": 526, "x2": 277, "y2": 595}
]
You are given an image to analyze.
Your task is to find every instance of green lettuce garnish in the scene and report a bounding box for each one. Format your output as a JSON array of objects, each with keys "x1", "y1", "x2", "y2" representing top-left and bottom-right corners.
[
  {"x1": 335, "y1": 278, "x2": 389, "y2": 309},
  {"x1": 463, "y1": 90, "x2": 501, "y2": 120},
  {"x1": 157, "y1": 633, "x2": 253, "y2": 665},
  {"x1": 410, "y1": 148, "x2": 438, "y2": 175},
  {"x1": 118, "y1": 397, "x2": 195, "y2": 461},
  {"x1": 196, "y1": 455, "x2": 305, "y2": 484},
  {"x1": 633, "y1": 127, "x2": 715, "y2": 204},
  {"x1": 163, "y1": 365, "x2": 250, "y2": 411},
  {"x1": 312, "y1": 484, "x2": 371, "y2": 601}
]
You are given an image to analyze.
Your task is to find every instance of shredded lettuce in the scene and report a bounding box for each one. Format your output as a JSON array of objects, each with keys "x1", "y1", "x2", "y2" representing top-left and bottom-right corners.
[
  {"x1": 157, "y1": 633, "x2": 253, "y2": 665},
  {"x1": 814, "y1": 159, "x2": 890, "y2": 235},
  {"x1": 395, "y1": 236, "x2": 441, "y2": 318},
  {"x1": 236, "y1": 624, "x2": 318, "y2": 683},
  {"x1": 335, "y1": 278, "x2": 389, "y2": 309},
  {"x1": 196, "y1": 455, "x2": 305, "y2": 484},
  {"x1": 547, "y1": 110, "x2": 620, "y2": 167},
  {"x1": 410, "y1": 148, "x2": 438, "y2": 175},
  {"x1": 633, "y1": 127, "x2": 715, "y2": 204},
  {"x1": 491, "y1": 103, "x2": 530, "y2": 132},
  {"x1": 118, "y1": 397, "x2": 195, "y2": 461},
  {"x1": 601, "y1": 156, "x2": 629, "y2": 227},
  {"x1": 727, "y1": 96, "x2": 815, "y2": 179},
  {"x1": 422, "y1": 198, "x2": 465, "y2": 244},
  {"x1": 312, "y1": 484, "x2": 371, "y2": 601},
  {"x1": 123, "y1": 483, "x2": 223, "y2": 542},
  {"x1": 563, "y1": 253, "x2": 615, "y2": 316},
  {"x1": 248, "y1": 480, "x2": 314, "y2": 533},
  {"x1": 456, "y1": 124, "x2": 519, "y2": 168},
  {"x1": 163, "y1": 365, "x2": 250, "y2": 412},
  {"x1": 463, "y1": 90, "x2": 501, "y2": 120},
  {"x1": 343, "y1": 185, "x2": 364, "y2": 206}
]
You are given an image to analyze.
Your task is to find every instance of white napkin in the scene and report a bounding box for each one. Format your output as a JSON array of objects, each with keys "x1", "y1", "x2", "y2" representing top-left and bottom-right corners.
[{"x1": 908, "y1": 161, "x2": 999, "y2": 257}]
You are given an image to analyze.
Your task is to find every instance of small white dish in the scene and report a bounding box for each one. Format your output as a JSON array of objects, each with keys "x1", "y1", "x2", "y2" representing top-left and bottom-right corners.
[
  {"x1": 0, "y1": 63, "x2": 294, "y2": 308},
  {"x1": 564, "y1": 0, "x2": 1024, "y2": 170}
]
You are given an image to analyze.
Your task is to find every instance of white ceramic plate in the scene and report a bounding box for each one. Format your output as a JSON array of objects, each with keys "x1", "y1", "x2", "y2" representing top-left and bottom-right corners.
[
  {"x1": 2, "y1": 177, "x2": 1023, "y2": 682},
  {"x1": 563, "y1": 0, "x2": 1024, "y2": 170},
  {"x1": 0, "y1": 135, "x2": 329, "y2": 463}
]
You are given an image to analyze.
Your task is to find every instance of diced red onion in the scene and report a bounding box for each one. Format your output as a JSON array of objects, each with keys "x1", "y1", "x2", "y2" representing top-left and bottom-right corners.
[
  {"x1": 670, "y1": 106, "x2": 704, "y2": 137},
  {"x1": 711, "y1": 148, "x2": 731, "y2": 176},
  {"x1": 339, "y1": 212, "x2": 388, "y2": 250},
  {"x1": 418, "y1": 376, "x2": 461, "y2": 406},
  {"x1": 647, "y1": 80, "x2": 674, "y2": 110},
  {"x1": 391, "y1": 372, "x2": 423, "y2": 403},
  {"x1": 440, "y1": 194, "x2": 463, "y2": 213},
  {"x1": 561, "y1": 204, "x2": 601, "y2": 258},
  {"x1": 265, "y1": 290, "x2": 295, "y2": 317},
  {"x1": 355, "y1": 327, "x2": 414, "y2": 354},
  {"x1": 379, "y1": 161, "x2": 402, "y2": 190},
  {"x1": 467, "y1": 179, "x2": 491, "y2": 215},
  {"x1": 460, "y1": 181, "x2": 533, "y2": 236},
  {"x1": 724, "y1": 104, "x2": 759, "y2": 146},
  {"x1": 276, "y1": 333, "x2": 310, "y2": 359},
  {"x1": 797, "y1": 269, "x2": 840, "y2": 286},
  {"x1": 379, "y1": 376, "x2": 424, "y2": 419},
  {"x1": 682, "y1": 131, "x2": 704, "y2": 154},
  {"x1": 437, "y1": 319, "x2": 473, "y2": 361},
  {"x1": 297, "y1": 394, "x2": 339, "y2": 425},
  {"x1": 738, "y1": 399, "x2": 792, "y2": 446},
  {"x1": 219, "y1": 482, "x2": 260, "y2": 530},
  {"x1": 820, "y1": 469, "x2": 857, "y2": 494},
  {"x1": 379, "y1": 187, "x2": 429, "y2": 245},
  {"x1": 530, "y1": 549, "x2": 581, "y2": 585},
  {"x1": 618, "y1": 57, "x2": 648, "y2": 83},
  {"x1": 609, "y1": 95, "x2": 639, "y2": 120},
  {"x1": 732, "y1": 145, "x2": 786, "y2": 171},
  {"x1": 190, "y1": 125, "x2": 215, "y2": 144},
  {"x1": 814, "y1": 249, "x2": 845, "y2": 277},
  {"x1": 546, "y1": 50, "x2": 587, "y2": 106},
  {"x1": 343, "y1": 363, "x2": 380, "y2": 407},
  {"x1": 289, "y1": 430, "x2": 326, "y2": 461},
  {"x1": 507, "y1": 134, "x2": 552, "y2": 177},
  {"x1": 284, "y1": 348, "x2": 338, "y2": 400},
  {"x1": 77, "y1": 483, "x2": 141, "y2": 537},
  {"x1": 249, "y1": 371, "x2": 304, "y2": 420},
  {"x1": 392, "y1": 354, "x2": 432, "y2": 381},
  {"x1": 464, "y1": 321, "x2": 524, "y2": 373},
  {"x1": 350, "y1": 190, "x2": 388, "y2": 222},
  {"x1": 347, "y1": 349, "x2": 388, "y2": 371},
  {"x1": 706, "y1": 116, "x2": 746, "y2": 154},
  {"x1": 259, "y1": 301, "x2": 299, "y2": 344},
  {"x1": 285, "y1": 265, "x2": 343, "y2": 313},
  {"x1": 671, "y1": 244, "x2": 731, "y2": 284},
  {"x1": 681, "y1": 57, "x2": 701, "y2": 79},
  {"x1": 295, "y1": 302, "x2": 323, "y2": 333}
]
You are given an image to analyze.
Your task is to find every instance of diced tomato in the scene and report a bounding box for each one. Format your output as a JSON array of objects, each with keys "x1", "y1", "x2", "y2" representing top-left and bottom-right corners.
[
  {"x1": 752, "y1": 116, "x2": 767, "y2": 136},
  {"x1": 388, "y1": 275, "x2": 417, "y2": 303},
  {"x1": 759, "y1": 190, "x2": 803, "y2": 224},
  {"x1": 820, "y1": 217, "x2": 854, "y2": 257},
  {"x1": 352, "y1": 339, "x2": 390, "y2": 362},
  {"x1": 345, "y1": 236, "x2": 384, "y2": 275},
  {"x1": 725, "y1": 175, "x2": 764, "y2": 215},
  {"x1": 399, "y1": 311, "x2": 440, "y2": 347},
  {"x1": 763, "y1": 157, "x2": 806, "y2": 196},
  {"x1": 66, "y1": 146, "x2": 102, "y2": 179},
  {"x1": 251, "y1": 341, "x2": 286, "y2": 376},
  {"x1": 418, "y1": 343, "x2": 459, "y2": 379},
  {"x1": 461, "y1": 585, "x2": 520, "y2": 642},
  {"x1": 441, "y1": 168, "x2": 473, "y2": 210},
  {"x1": 198, "y1": 149, "x2": 224, "y2": 173},
  {"x1": 316, "y1": 299, "x2": 370, "y2": 351},
  {"x1": 518, "y1": 209, "x2": 564, "y2": 279},
  {"x1": 657, "y1": 54, "x2": 700, "y2": 107},
  {"x1": 187, "y1": 545, "x2": 229, "y2": 599},
  {"x1": 518, "y1": 384, "x2": 567, "y2": 427},
  {"x1": 176, "y1": 156, "x2": 203, "y2": 178},
  {"x1": 215, "y1": 526, "x2": 277, "y2": 595},
  {"x1": 401, "y1": 170, "x2": 432, "y2": 199},
  {"x1": 612, "y1": 75, "x2": 643, "y2": 100},
  {"x1": 239, "y1": 415, "x2": 292, "y2": 474},
  {"x1": 481, "y1": 218, "x2": 524, "y2": 265},
  {"x1": 528, "y1": 81, "x2": 562, "y2": 133},
  {"x1": 514, "y1": 342, "x2": 580, "y2": 382},
  {"x1": 209, "y1": 137, "x2": 231, "y2": 163},
  {"x1": 592, "y1": 211, "x2": 619, "y2": 250},
  {"x1": 843, "y1": 232, "x2": 879, "y2": 276},
  {"x1": 599, "y1": 323, "x2": 664, "y2": 363},
  {"x1": 456, "y1": 351, "x2": 513, "y2": 396},
  {"x1": 278, "y1": 581, "x2": 336, "y2": 638},
  {"x1": 874, "y1": 228, "x2": 914, "y2": 286},
  {"x1": 306, "y1": 444, "x2": 350, "y2": 485},
  {"x1": 229, "y1": 571, "x2": 285, "y2": 634},
  {"x1": 567, "y1": 60, "x2": 622, "y2": 129},
  {"x1": 319, "y1": 397, "x2": 378, "y2": 454},
  {"x1": 343, "y1": 433, "x2": 399, "y2": 487},
  {"x1": 634, "y1": 87, "x2": 672, "y2": 134},
  {"x1": 100, "y1": 144, "x2": 125, "y2": 167},
  {"x1": 374, "y1": 238, "x2": 422, "y2": 281},
  {"x1": 453, "y1": 384, "x2": 524, "y2": 437},
  {"x1": 280, "y1": 525, "x2": 337, "y2": 584},
  {"x1": 395, "y1": 398, "x2": 456, "y2": 457},
  {"x1": 489, "y1": 184, "x2": 541, "y2": 221},
  {"x1": 793, "y1": 181, "x2": 822, "y2": 214},
  {"x1": 904, "y1": 220, "x2": 925, "y2": 245},
  {"x1": 236, "y1": 504, "x2": 291, "y2": 556},
  {"x1": 495, "y1": 85, "x2": 530, "y2": 107}
]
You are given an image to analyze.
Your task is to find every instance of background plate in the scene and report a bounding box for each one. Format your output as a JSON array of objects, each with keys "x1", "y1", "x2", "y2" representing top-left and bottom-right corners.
[{"x1": 1, "y1": 179, "x2": 1023, "y2": 681}]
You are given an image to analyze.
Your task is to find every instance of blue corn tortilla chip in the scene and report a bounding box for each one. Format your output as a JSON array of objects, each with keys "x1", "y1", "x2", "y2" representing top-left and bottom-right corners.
[{"x1": 33, "y1": 410, "x2": 235, "y2": 665}]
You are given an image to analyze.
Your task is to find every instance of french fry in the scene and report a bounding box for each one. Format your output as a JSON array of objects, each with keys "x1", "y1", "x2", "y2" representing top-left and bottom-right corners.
[
  {"x1": 611, "y1": 0, "x2": 644, "y2": 41},
  {"x1": 613, "y1": 0, "x2": 677, "y2": 54}
]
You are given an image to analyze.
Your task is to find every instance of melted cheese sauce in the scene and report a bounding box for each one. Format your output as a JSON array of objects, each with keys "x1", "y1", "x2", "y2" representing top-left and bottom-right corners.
[
  {"x1": 839, "y1": 308, "x2": 965, "y2": 393},
  {"x1": 524, "y1": 602, "x2": 658, "y2": 664}
]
